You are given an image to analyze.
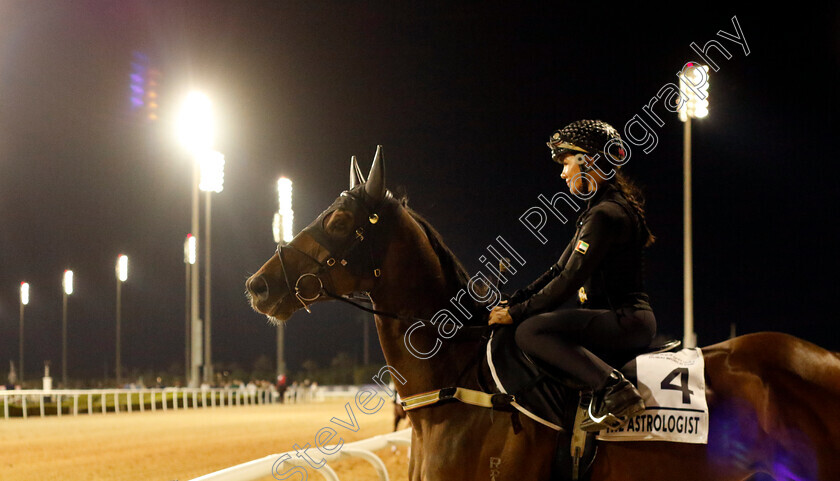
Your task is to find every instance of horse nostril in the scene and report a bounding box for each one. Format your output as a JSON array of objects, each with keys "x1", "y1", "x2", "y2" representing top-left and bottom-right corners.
[{"x1": 247, "y1": 275, "x2": 269, "y2": 301}]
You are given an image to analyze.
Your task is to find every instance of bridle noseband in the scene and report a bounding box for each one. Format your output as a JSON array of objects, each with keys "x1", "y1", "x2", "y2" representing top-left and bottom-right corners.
[
  {"x1": 270, "y1": 189, "x2": 492, "y2": 335},
  {"x1": 276, "y1": 245, "x2": 326, "y2": 313},
  {"x1": 275, "y1": 189, "x2": 384, "y2": 313}
]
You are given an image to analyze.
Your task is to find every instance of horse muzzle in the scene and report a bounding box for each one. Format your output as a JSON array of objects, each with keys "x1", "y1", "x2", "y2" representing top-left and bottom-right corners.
[{"x1": 246, "y1": 273, "x2": 285, "y2": 314}]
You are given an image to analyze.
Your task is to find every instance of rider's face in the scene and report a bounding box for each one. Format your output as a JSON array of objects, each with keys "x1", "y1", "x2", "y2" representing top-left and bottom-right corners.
[{"x1": 558, "y1": 153, "x2": 585, "y2": 195}]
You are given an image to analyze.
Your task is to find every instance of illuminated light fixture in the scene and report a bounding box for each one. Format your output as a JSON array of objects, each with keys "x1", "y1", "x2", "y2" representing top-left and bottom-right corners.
[
  {"x1": 117, "y1": 255, "x2": 129, "y2": 282},
  {"x1": 198, "y1": 150, "x2": 225, "y2": 193},
  {"x1": 185, "y1": 234, "x2": 197, "y2": 265},
  {"x1": 20, "y1": 282, "x2": 30, "y2": 306},
  {"x1": 678, "y1": 63, "x2": 710, "y2": 122},
  {"x1": 63, "y1": 270, "x2": 74, "y2": 296},
  {"x1": 278, "y1": 177, "x2": 293, "y2": 213},
  {"x1": 178, "y1": 91, "x2": 214, "y2": 152},
  {"x1": 277, "y1": 177, "x2": 294, "y2": 242},
  {"x1": 282, "y1": 212, "x2": 294, "y2": 243},
  {"x1": 272, "y1": 212, "x2": 282, "y2": 244}
]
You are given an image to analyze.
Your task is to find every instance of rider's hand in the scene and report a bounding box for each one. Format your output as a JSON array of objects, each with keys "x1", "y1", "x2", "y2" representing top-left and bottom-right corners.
[{"x1": 488, "y1": 306, "x2": 513, "y2": 325}]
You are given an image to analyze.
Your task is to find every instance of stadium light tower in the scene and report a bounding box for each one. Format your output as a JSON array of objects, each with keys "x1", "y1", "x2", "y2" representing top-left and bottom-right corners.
[
  {"x1": 199, "y1": 149, "x2": 224, "y2": 384},
  {"x1": 178, "y1": 91, "x2": 214, "y2": 387},
  {"x1": 184, "y1": 234, "x2": 196, "y2": 384},
  {"x1": 274, "y1": 177, "x2": 294, "y2": 378},
  {"x1": 20, "y1": 282, "x2": 29, "y2": 384},
  {"x1": 62, "y1": 270, "x2": 73, "y2": 387},
  {"x1": 115, "y1": 255, "x2": 128, "y2": 386},
  {"x1": 178, "y1": 92, "x2": 214, "y2": 152},
  {"x1": 678, "y1": 62, "x2": 710, "y2": 349}
]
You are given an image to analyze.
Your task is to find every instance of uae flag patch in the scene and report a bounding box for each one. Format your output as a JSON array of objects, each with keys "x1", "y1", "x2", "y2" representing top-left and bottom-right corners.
[{"x1": 575, "y1": 240, "x2": 590, "y2": 254}]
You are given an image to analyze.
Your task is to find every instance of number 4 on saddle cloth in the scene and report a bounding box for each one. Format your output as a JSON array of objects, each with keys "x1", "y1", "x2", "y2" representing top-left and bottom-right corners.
[{"x1": 486, "y1": 326, "x2": 708, "y2": 480}]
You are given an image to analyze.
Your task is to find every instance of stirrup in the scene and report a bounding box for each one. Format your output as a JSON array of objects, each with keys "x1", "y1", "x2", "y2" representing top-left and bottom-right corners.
[{"x1": 579, "y1": 398, "x2": 625, "y2": 432}]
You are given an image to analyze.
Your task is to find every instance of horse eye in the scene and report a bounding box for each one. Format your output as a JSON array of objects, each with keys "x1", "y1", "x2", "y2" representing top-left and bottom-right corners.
[{"x1": 326, "y1": 211, "x2": 354, "y2": 236}]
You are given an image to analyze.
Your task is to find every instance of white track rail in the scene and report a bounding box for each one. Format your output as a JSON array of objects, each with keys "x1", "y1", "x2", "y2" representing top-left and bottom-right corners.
[
  {"x1": 0, "y1": 387, "x2": 278, "y2": 419},
  {"x1": 190, "y1": 428, "x2": 412, "y2": 481}
]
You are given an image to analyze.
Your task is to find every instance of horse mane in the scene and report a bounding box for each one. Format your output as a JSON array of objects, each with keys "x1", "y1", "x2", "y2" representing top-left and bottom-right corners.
[{"x1": 400, "y1": 202, "x2": 484, "y2": 322}]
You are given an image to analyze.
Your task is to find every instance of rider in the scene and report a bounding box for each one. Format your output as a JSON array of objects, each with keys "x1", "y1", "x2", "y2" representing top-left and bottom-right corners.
[{"x1": 488, "y1": 119, "x2": 656, "y2": 431}]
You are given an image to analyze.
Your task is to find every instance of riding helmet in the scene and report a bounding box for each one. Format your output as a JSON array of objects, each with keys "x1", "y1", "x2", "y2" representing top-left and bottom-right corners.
[{"x1": 547, "y1": 119, "x2": 626, "y2": 163}]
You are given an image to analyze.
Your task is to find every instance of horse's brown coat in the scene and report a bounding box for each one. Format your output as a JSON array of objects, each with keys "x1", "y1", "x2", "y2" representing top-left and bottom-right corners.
[{"x1": 247, "y1": 155, "x2": 840, "y2": 480}]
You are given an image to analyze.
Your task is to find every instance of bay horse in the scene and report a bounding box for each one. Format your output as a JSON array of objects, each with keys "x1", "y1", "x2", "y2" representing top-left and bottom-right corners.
[{"x1": 246, "y1": 147, "x2": 840, "y2": 480}]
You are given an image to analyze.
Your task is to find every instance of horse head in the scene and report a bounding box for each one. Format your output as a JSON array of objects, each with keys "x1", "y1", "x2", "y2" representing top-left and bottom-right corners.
[{"x1": 246, "y1": 146, "x2": 399, "y2": 324}]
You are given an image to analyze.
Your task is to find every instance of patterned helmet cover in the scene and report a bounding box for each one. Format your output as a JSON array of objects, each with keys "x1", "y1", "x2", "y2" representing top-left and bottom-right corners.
[{"x1": 548, "y1": 119, "x2": 626, "y2": 162}]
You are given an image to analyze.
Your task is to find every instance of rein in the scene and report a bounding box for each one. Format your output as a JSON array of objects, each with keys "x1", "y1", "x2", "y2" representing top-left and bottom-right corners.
[
  {"x1": 279, "y1": 241, "x2": 489, "y2": 336},
  {"x1": 277, "y1": 190, "x2": 490, "y2": 331},
  {"x1": 277, "y1": 190, "x2": 501, "y2": 412}
]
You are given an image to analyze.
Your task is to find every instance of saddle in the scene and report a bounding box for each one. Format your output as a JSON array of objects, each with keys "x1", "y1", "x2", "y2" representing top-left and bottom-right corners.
[
  {"x1": 486, "y1": 325, "x2": 680, "y2": 481},
  {"x1": 399, "y1": 324, "x2": 680, "y2": 481}
]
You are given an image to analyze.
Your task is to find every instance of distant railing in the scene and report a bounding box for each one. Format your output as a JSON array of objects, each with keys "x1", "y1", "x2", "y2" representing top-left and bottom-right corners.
[
  {"x1": 0, "y1": 386, "x2": 276, "y2": 419},
  {"x1": 1, "y1": 384, "x2": 367, "y2": 419}
]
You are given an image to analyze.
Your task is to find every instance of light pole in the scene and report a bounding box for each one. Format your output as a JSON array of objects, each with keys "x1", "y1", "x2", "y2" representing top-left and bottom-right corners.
[
  {"x1": 115, "y1": 255, "x2": 128, "y2": 386},
  {"x1": 274, "y1": 177, "x2": 294, "y2": 377},
  {"x1": 678, "y1": 62, "x2": 709, "y2": 349},
  {"x1": 199, "y1": 150, "x2": 224, "y2": 384},
  {"x1": 20, "y1": 282, "x2": 29, "y2": 384},
  {"x1": 62, "y1": 270, "x2": 73, "y2": 387},
  {"x1": 184, "y1": 234, "x2": 196, "y2": 384},
  {"x1": 179, "y1": 91, "x2": 213, "y2": 387}
]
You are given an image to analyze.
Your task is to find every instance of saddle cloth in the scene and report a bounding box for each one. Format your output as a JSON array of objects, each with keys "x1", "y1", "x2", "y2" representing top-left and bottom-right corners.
[
  {"x1": 597, "y1": 348, "x2": 709, "y2": 444},
  {"x1": 486, "y1": 325, "x2": 708, "y2": 444},
  {"x1": 486, "y1": 326, "x2": 572, "y2": 431}
]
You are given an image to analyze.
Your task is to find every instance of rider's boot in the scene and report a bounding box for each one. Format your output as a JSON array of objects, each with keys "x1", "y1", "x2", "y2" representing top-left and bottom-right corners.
[{"x1": 579, "y1": 369, "x2": 645, "y2": 432}]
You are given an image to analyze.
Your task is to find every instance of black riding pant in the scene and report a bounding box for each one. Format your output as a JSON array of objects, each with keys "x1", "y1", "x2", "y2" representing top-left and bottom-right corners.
[{"x1": 514, "y1": 307, "x2": 656, "y2": 391}]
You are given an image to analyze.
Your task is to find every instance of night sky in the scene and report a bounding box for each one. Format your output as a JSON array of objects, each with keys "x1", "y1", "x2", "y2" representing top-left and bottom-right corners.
[{"x1": 1, "y1": 1, "x2": 838, "y2": 384}]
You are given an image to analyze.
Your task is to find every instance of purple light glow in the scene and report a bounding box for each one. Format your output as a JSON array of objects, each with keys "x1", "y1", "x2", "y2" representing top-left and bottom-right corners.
[{"x1": 772, "y1": 462, "x2": 810, "y2": 481}]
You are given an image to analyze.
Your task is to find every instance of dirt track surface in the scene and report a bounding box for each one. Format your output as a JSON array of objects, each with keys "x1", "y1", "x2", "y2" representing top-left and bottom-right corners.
[{"x1": 0, "y1": 399, "x2": 410, "y2": 481}]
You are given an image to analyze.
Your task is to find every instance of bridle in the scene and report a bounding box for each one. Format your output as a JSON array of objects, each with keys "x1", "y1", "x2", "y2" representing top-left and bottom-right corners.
[
  {"x1": 270, "y1": 186, "x2": 505, "y2": 415},
  {"x1": 270, "y1": 188, "x2": 491, "y2": 332},
  {"x1": 275, "y1": 188, "x2": 385, "y2": 314}
]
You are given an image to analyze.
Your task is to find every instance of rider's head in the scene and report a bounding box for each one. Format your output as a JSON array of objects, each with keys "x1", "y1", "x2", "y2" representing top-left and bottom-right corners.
[{"x1": 548, "y1": 120, "x2": 626, "y2": 196}]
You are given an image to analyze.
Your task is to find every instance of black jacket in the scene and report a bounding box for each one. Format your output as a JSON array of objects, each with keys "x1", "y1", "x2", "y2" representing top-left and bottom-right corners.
[{"x1": 508, "y1": 182, "x2": 652, "y2": 323}]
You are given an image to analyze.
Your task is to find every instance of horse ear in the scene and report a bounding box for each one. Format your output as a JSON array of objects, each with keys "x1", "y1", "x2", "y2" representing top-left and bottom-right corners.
[
  {"x1": 364, "y1": 145, "x2": 385, "y2": 202},
  {"x1": 349, "y1": 156, "x2": 365, "y2": 189}
]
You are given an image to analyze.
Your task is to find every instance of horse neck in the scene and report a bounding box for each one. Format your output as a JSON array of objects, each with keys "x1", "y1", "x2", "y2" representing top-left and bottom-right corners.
[{"x1": 369, "y1": 208, "x2": 483, "y2": 396}]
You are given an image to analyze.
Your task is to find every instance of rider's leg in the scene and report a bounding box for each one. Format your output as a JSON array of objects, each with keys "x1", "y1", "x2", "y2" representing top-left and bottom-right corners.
[
  {"x1": 514, "y1": 307, "x2": 655, "y2": 428},
  {"x1": 514, "y1": 310, "x2": 614, "y2": 388}
]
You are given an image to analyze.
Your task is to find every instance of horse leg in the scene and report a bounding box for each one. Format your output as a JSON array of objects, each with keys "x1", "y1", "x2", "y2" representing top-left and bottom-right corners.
[
  {"x1": 408, "y1": 404, "x2": 557, "y2": 480},
  {"x1": 394, "y1": 401, "x2": 407, "y2": 431}
]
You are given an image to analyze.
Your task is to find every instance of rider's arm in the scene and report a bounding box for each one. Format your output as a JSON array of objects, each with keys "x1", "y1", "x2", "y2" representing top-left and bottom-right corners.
[
  {"x1": 508, "y1": 206, "x2": 622, "y2": 323},
  {"x1": 509, "y1": 233, "x2": 577, "y2": 304}
]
